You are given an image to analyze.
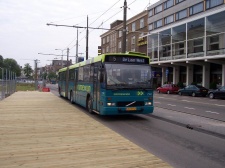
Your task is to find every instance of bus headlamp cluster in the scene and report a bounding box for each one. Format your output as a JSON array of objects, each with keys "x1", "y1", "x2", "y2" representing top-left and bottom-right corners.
[
  {"x1": 145, "y1": 102, "x2": 152, "y2": 106},
  {"x1": 107, "y1": 102, "x2": 116, "y2": 106}
]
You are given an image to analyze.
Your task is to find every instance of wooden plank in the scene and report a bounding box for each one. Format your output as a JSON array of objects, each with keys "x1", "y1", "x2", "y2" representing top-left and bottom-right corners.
[{"x1": 0, "y1": 91, "x2": 172, "y2": 168}]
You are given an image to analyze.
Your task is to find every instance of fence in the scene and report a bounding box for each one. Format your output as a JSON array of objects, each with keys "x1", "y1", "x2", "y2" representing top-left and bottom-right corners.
[{"x1": 0, "y1": 68, "x2": 16, "y2": 100}]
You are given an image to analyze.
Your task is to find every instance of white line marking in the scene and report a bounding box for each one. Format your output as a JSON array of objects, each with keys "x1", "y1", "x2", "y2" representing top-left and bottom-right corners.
[
  {"x1": 214, "y1": 104, "x2": 225, "y2": 107},
  {"x1": 205, "y1": 111, "x2": 220, "y2": 115},
  {"x1": 181, "y1": 100, "x2": 191, "y2": 102},
  {"x1": 167, "y1": 104, "x2": 176, "y2": 106},
  {"x1": 184, "y1": 107, "x2": 195, "y2": 110}
]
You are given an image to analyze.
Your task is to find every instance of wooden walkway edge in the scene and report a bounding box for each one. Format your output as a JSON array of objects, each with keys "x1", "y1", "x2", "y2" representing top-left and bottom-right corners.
[{"x1": 0, "y1": 91, "x2": 172, "y2": 168}]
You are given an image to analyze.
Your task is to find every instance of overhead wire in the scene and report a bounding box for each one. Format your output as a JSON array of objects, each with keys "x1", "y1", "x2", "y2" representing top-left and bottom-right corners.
[
  {"x1": 65, "y1": 0, "x2": 151, "y2": 54},
  {"x1": 67, "y1": 0, "x2": 122, "y2": 50}
]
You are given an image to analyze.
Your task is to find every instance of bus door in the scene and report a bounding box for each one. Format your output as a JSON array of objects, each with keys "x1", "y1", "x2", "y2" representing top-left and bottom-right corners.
[
  {"x1": 74, "y1": 69, "x2": 78, "y2": 102},
  {"x1": 93, "y1": 64, "x2": 100, "y2": 112}
]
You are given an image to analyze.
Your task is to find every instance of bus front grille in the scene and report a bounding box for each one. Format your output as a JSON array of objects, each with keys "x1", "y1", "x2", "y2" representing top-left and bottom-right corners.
[{"x1": 117, "y1": 101, "x2": 144, "y2": 107}]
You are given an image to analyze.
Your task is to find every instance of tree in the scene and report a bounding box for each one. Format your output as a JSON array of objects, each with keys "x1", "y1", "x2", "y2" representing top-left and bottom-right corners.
[
  {"x1": 0, "y1": 55, "x2": 3, "y2": 79},
  {"x1": 3, "y1": 58, "x2": 21, "y2": 77},
  {"x1": 47, "y1": 72, "x2": 57, "y2": 81},
  {"x1": 23, "y1": 63, "x2": 33, "y2": 78},
  {"x1": 0, "y1": 55, "x2": 3, "y2": 67}
]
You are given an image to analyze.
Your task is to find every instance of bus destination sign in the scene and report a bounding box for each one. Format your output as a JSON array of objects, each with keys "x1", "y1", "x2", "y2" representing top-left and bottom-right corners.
[{"x1": 106, "y1": 56, "x2": 148, "y2": 64}]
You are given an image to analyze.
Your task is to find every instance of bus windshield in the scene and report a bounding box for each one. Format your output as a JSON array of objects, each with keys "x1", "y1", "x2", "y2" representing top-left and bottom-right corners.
[{"x1": 105, "y1": 63, "x2": 152, "y2": 89}]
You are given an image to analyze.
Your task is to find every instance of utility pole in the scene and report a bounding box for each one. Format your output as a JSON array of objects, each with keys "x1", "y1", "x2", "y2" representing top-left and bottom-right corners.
[
  {"x1": 122, "y1": 0, "x2": 127, "y2": 53},
  {"x1": 34, "y1": 59, "x2": 38, "y2": 90},
  {"x1": 86, "y1": 15, "x2": 89, "y2": 60},
  {"x1": 65, "y1": 48, "x2": 69, "y2": 98},
  {"x1": 76, "y1": 28, "x2": 79, "y2": 63}
]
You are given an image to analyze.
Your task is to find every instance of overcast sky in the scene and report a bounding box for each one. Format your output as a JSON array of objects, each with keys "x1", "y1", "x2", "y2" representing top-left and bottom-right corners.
[{"x1": 0, "y1": 0, "x2": 159, "y2": 68}]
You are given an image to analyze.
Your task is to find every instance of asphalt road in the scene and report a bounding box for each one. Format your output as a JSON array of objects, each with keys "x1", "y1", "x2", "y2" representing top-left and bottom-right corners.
[
  {"x1": 154, "y1": 92, "x2": 225, "y2": 121},
  {"x1": 48, "y1": 84, "x2": 225, "y2": 168}
]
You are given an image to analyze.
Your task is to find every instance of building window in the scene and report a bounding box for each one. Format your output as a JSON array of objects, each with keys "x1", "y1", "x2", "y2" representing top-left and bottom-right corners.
[
  {"x1": 165, "y1": 15, "x2": 174, "y2": 25},
  {"x1": 176, "y1": 9, "x2": 187, "y2": 21},
  {"x1": 132, "y1": 22, "x2": 136, "y2": 31},
  {"x1": 131, "y1": 36, "x2": 136, "y2": 45},
  {"x1": 106, "y1": 46, "x2": 109, "y2": 53},
  {"x1": 176, "y1": 0, "x2": 185, "y2": 4},
  {"x1": 164, "y1": 0, "x2": 173, "y2": 9},
  {"x1": 187, "y1": 18, "x2": 204, "y2": 57},
  {"x1": 206, "y1": 0, "x2": 223, "y2": 9},
  {"x1": 149, "y1": 9, "x2": 153, "y2": 17},
  {"x1": 193, "y1": 39, "x2": 203, "y2": 53},
  {"x1": 206, "y1": 10, "x2": 225, "y2": 55},
  {"x1": 189, "y1": 2, "x2": 203, "y2": 15},
  {"x1": 154, "y1": 19, "x2": 163, "y2": 28},
  {"x1": 119, "y1": 30, "x2": 122, "y2": 37},
  {"x1": 159, "y1": 29, "x2": 171, "y2": 59},
  {"x1": 118, "y1": 41, "x2": 122, "y2": 49},
  {"x1": 149, "y1": 23, "x2": 153, "y2": 31},
  {"x1": 106, "y1": 36, "x2": 109, "y2": 43},
  {"x1": 209, "y1": 36, "x2": 219, "y2": 50},
  {"x1": 140, "y1": 18, "x2": 144, "y2": 29},
  {"x1": 102, "y1": 38, "x2": 105, "y2": 44},
  {"x1": 172, "y1": 24, "x2": 186, "y2": 58},
  {"x1": 155, "y1": 4, "x2": 163, "y2": 14}
]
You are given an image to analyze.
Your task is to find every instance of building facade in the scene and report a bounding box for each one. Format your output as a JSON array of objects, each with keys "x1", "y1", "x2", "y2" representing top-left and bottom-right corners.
[
  {"x1": 148, "y1": 0, "x2": 225, "y2": 88},
  {"x1": 100, "y1": 10, "x2": 148, "y2": 55}
]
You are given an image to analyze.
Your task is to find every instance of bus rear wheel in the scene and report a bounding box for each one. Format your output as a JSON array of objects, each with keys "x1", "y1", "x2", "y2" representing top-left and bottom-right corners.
[
  {"x1": 70, "y1": 91, "x2": 74, "y2": 104},
  {"x1": 87, "y1": 97, "x2": 94, "y2": 114}
]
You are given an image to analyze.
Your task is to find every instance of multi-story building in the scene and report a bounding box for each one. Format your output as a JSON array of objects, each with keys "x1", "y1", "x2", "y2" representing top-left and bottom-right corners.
[
  {"x1": 100, "y1": 10, "x2": 148, "y2": 55},
  {"x1": 148, "y1": 0, "x2": 225, "y2": 88}
]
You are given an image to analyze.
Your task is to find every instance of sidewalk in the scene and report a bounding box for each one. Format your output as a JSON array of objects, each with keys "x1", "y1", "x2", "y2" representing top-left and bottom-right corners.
[{"x1": 0, "y1": 91, "x2": 171, "y2": 168}]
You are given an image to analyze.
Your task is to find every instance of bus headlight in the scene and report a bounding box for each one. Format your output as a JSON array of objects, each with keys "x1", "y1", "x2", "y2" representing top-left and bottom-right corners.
[
  {"x1": 107, "y1": 102, "x2": 116, "y2": 106},
  {"x1": 145, "y1": 102, "x2": 152, "y2": 106}
]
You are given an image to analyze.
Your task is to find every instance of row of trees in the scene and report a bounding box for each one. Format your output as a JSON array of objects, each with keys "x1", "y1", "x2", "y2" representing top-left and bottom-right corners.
[
  {"x1": 0, "y1": 55, "x2": 57, "y2": 81},
  {"x1": 0, "y1": 55, "x2": 35, "y2": 79}
]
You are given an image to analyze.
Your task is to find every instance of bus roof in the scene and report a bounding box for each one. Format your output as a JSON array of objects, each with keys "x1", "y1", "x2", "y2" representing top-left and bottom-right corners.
[{"x1": 58, "y1": 52, "x2": 149, "y2": 73}]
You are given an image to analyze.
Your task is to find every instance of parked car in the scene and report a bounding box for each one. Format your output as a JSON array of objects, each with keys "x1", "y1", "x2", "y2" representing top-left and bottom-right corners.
[
  {"x1": 208, "y1": 86, "x2": 225, "y2": 99},
  {"x1": 156, "y1": 84, "x2": 180, "y2": 94},
  {"x1": 178, "y1": 85, "x2": 208, "y2": 97}
]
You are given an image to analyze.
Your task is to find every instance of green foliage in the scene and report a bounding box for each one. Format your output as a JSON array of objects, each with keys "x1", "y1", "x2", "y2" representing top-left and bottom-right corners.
[
  {"x1": 47, "y1": 72, "x2": 57, "y2": 81},
  {"x1": 41, "y1": 72, "x2": 48, "y2": 80},
  {"x1": 23, "y1": 63, "x2": 33, "y2": 78},
  {"x1": 3, "y1": 58, "x2": 21, "y2": 77}
]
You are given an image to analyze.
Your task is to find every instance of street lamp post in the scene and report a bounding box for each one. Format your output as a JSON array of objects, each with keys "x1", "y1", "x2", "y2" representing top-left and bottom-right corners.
[{"x1": 55, "y1": 49, "x2": 66, "y2": 68}]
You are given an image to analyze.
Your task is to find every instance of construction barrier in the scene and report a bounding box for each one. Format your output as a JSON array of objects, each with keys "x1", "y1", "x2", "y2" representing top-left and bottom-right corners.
[{"x1": 42, "y1": 87, "x2": 50, "y2": 92}]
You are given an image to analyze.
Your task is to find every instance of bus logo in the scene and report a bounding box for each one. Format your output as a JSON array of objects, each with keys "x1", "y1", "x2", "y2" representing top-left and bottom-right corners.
[{"x1": 137, "y1": 91, "x2": 144, "y2": 96}]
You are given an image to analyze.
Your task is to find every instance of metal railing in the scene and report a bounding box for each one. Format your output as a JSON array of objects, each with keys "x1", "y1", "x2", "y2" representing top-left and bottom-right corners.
[{"x1": 0, "y1": 68, "x2": 16, "y2": 100}]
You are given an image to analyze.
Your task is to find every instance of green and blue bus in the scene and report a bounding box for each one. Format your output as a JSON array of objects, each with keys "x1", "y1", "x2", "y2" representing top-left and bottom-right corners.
[{"x1": 58, "y1": 52, "x2": 154, "y2": 115}]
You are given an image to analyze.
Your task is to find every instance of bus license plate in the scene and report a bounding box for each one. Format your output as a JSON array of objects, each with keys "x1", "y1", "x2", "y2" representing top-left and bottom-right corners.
[{"x1": 126, "y1": 107, "x2": 137, "y2": 111}]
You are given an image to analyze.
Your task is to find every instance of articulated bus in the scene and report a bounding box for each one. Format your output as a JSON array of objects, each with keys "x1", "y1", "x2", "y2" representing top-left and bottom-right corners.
[{"x1": 58, "y1": 52, "x2": 154, "y2": 115}]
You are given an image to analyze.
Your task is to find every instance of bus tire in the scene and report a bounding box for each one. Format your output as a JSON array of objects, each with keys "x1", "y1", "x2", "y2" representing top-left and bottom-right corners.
[
  {"x1": 87, "y1": 97, "x2": 94, "y2": 114},
  {"x1": 70, "y1": 91, "x2": 74, "y2": 104},
  {"x1": 59, "y1": 88, "x2": 62, "y2": 97}
]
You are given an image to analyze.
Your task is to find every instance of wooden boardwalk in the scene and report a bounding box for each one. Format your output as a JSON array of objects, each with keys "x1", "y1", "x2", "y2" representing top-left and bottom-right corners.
[{"x1": 0, "y1": 91, "x2": 171, "y2": 168}]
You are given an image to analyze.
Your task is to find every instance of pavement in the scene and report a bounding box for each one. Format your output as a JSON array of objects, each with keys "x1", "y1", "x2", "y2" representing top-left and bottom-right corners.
[{"x1": 0, "y1": 91, "x2": 171, "y2": 168}]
